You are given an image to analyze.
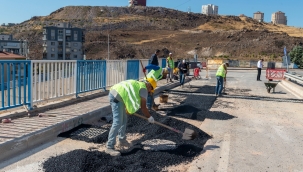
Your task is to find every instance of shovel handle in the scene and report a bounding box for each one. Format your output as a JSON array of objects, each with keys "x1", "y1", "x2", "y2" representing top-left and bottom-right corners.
[
  {"x1": 133, "y1": 113, "x2": 183, "y2": 134},
  {"x1": 139, "y1": 60, "x2": 147, "y2": 79}
]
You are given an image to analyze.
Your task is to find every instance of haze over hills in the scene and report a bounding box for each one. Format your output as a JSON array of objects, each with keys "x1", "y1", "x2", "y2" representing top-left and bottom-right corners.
[{"x1": 1, "y1": 6, "x2": 303, "y2": 61}]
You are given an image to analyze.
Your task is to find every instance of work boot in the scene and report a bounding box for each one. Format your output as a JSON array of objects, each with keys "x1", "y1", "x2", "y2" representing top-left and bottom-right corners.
[
  {"x1": 117, "y1": 140, "x2": 133, "y2": 148},
  {"x1": 105, "y1": 148, "x2": 121, "y2": 156},
  {"x1": 166, "y1": 78, "x2": 169, "y2": 83},
  {"x1": 152, "y1": 104, "x2": 160, "y2": 111},
  {"x1": 170, "y1": 79, "x2": 173, "y2": 82}
]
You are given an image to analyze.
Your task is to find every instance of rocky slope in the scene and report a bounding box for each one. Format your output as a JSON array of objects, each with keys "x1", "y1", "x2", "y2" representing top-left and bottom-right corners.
[{"x1": 1, "y1": 6, "x2": 303, "y2": 61}]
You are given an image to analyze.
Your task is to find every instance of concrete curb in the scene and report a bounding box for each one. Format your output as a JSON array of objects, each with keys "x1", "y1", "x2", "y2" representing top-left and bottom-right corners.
[
  {"x1": 0, "y1": 80, "x2": 189, "y2": 163},
  {"x1": 280, "y1": 80, "x2": 303, "y2": 99}
]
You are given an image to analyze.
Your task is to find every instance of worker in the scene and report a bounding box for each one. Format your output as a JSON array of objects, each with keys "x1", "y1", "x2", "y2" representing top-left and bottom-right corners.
[
  {"x1": 106, "y1": 78, "x2": 157, "y2": 156},
  {"x1": 215, "y1": 63, "x2": 229, "y2": 96},
  {"x1": 178, "y1": 59, "x2": 188, "y2": 88},
  {"x1": 166, "y1": 52, "x2": 174, "y2": 83},
  {"x1": 143, "y1": 67, "x2": 162, "y2": 111}
]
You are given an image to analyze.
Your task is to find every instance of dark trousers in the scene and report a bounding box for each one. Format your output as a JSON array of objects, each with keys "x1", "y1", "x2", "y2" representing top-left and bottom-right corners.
[{"x1": 257, "y1": 68, "x2": 261, "y2": 80}]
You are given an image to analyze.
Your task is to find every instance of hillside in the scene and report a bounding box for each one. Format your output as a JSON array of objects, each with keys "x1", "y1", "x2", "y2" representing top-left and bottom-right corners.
[{"x1": 1, "y1": 6, "x2": 303, "y2": 61}]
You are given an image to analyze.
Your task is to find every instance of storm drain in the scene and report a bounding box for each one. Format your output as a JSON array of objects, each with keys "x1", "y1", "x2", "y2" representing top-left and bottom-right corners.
[
  {"x1": 70, "y1": 127, "x2": 107, "y2": 139},
  {"x1": 141, "y1": 139, "x2": 176, "y2": 151}
]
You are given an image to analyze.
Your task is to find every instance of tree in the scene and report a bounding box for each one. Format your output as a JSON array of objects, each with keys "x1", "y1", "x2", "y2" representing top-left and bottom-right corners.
[{"x1": 289, "y1": 45, "x2": 303, "y2": 68}]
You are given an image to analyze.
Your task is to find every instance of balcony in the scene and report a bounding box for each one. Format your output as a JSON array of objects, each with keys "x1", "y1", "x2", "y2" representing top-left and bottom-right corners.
[
  {"x1": 43, "y1": 31, "x2": 47, "y2": 34},
  {"x1": 43, "y1": 43, "x2": 47, "y2": 47}
]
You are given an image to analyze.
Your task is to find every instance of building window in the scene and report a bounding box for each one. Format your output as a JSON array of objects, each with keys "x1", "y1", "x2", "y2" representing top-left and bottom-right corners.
[
  {"x1": 59, "y1": 42, "x2": 63, "y2": 46},
  {"x1": 73, "y1": 49, "x2": 77, "y2": 52},
  {"x1": 74, "y1": 31, "x2": 78, "y2": 41},
  {"x1": 74, "y1": 55, "x2": 78, "y2": 58},
  {"x1": 66, "y1": 30, "x2": 71, "y2": 34},
  {"x1": 51, "y1": 48, "x2": 55, "y2": 52},
  {"x1": 51, "y1": 30, "x2": 55, "y2": 40},
  {"x1": 51, "y1": 42, "x2": 55, "y2": 46},
  {"x1": 73, "y1": 43, "x2": 78, "y2": 47},
  {"x1": 66, "y1": 48, "x2": 70, "y2": 52},
  {"x1": 58, "y1": 48, "x2": 63, "y2": 52},
  {"x1": 51, "y1": 54, "x2": 55, "y2": 58}
]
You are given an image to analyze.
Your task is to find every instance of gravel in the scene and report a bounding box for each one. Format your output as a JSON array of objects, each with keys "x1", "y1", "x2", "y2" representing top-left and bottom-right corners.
[{"x1": 142, "y1": 139, "x2": 176, "y2": 151}]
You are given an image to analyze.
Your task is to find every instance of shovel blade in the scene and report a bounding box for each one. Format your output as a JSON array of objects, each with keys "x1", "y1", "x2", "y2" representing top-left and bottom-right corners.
[{"x1": 182, "y1": 128, "x2": 198, "y2": 140}]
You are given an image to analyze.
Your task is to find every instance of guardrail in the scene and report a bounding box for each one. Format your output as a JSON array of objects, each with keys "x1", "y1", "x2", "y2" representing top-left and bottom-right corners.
[
  {"x1": 0, "y1": 61, "x2": 31, "y2": 110},
  {"x1": 284, "y1": 73, "x2": 303, "y2": 85},
  {"x1": 0, "y1": 58, "x2": 167, "y2": 111}
]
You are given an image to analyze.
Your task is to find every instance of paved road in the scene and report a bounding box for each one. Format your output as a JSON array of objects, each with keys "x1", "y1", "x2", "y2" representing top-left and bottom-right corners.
[{"x1": 1, "y1": 70, "x2": 303, "y2": 172}]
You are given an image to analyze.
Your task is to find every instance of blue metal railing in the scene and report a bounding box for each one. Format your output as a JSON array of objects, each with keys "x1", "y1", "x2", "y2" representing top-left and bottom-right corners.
[
  {"x1": 76, "y1": 60, "x2": 106, "y2": 97},
  {"x1": 162, "y1": 58, "x2": 167, "y2": 68},
  {"x1": 126, "y1": 60, "x2": 139, "y2": 80},
  {"x1": 0, "y1": 60, "x2": 31, "y2": 110}
]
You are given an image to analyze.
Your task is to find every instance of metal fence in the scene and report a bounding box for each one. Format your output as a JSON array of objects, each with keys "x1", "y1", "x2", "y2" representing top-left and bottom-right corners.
[
  {"x1": 0, "y1": 58, "x2": 166, "y2": 111},
  {"x1": 0, "y1": 60, "x2": 31, "y2": 110}
]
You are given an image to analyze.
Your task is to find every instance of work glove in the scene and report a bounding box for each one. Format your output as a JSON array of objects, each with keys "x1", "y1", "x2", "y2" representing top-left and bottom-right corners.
[
  {"x1": 143, "y1": 68, "x2": 146, "y2": 73},
  {"x1": 148, "y1": 116, "x2": 155, "y2": 123}
]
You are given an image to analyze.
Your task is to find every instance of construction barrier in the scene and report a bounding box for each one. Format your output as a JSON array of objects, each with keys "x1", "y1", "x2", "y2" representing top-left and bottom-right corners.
[{"x1": 266, "y1": 69, "x2": 286, "y2": 80}]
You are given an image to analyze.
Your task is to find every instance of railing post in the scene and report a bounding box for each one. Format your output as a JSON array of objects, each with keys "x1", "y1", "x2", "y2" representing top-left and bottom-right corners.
[
  {"x1": 75, "y1": 61, "x2": 79, "y2": 98},
  {"x1": 28, "y1": 60, "x2": 33, "y2": 110},
  {"x1": 103, "y1": 60, "x2": 107, "y2": 91}
]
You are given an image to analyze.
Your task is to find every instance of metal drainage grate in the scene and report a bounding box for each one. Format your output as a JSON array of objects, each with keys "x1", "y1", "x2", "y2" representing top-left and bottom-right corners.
[
  {"x1": 70, "y1": 127, "x2": 107, "y2": 139},
  {"x1": 141, "y1": 139, "x2": 176, "y2": 151}
]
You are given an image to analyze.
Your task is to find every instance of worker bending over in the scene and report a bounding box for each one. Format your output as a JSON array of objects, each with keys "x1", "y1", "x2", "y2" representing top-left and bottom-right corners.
[{"x1": 106, "y1": 78, "x2": 157, "y2": 156}]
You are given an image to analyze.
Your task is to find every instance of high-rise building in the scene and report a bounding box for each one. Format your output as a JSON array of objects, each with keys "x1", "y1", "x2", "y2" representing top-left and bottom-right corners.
[
  {"x1": 253, "y1": 11, "x2": 264, "y2": 22},
  {"x1": 201, "y1": 4, "x2": 218, "y2": 15},
  {"x1": 271, "y1": 11, "x2": 287, "y2": 25},
  {"x1": 129, "y1": 0, "x2": 146, "y2": 7},
  {"x1": 42, "y1": 23, "x2": 85, "y2": 60},
  {"x1": 0, "y1": 34, "x2": 28, "y2": 58}
]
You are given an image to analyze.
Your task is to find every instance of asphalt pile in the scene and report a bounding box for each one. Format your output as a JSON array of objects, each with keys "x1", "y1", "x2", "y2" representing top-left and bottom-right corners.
[{"x1": 43, "y1": 85, "x2": 237, "y2": 171}]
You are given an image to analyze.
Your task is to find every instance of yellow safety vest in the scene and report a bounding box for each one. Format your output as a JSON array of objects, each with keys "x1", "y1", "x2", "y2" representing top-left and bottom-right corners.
[
  {"x1": 111, "y1": 80, "x2": 146, "y2": 114},
  {"x1": 216, "y1": 65, "x2": 226, "y2": 77},
  {"x1": 167, "y1": 57, "x2": 174, "y2": 69},
  {"x1": 145, "y1": 67, "x2": 163, "y2": 81}
]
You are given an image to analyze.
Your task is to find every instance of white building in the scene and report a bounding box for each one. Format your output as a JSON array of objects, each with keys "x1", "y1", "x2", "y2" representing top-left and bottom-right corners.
[
  {"x1": 271, "y1": 11, "x2": 287, "y2": 25},
  {"x1": 202, "y1": 4, "x2": 218, "y2": 15},
  {"x1": 253, "y1": 11, "x2": 264, "y2": 22}
]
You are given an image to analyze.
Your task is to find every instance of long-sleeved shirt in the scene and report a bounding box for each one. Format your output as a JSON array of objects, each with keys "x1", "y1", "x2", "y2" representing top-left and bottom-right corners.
[
  {"x1": 150, "y1": 54, "x2": 159, "y2": 66},
  {"x1": 257, "y1": 60, "x2": 263, "y2": 68},
  {"x1": 178, "y1": 62, "x2": 187, "y2": 74}
]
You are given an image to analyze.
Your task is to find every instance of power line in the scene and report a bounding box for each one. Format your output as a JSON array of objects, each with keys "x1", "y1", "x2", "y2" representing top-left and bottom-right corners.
[{"x1": 174, "y1": 0, "x2": 191, "y2": 8}]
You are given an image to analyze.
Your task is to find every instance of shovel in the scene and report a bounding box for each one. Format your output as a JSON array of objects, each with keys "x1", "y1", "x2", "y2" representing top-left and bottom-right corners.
[{"x1": 133, "y1": 113, "x2": 197, "y2": 140}]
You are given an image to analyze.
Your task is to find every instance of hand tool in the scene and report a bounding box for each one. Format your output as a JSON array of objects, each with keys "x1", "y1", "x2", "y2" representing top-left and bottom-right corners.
[{"x1": 133, "y1": 113, "x2": 197, "y2": 140}]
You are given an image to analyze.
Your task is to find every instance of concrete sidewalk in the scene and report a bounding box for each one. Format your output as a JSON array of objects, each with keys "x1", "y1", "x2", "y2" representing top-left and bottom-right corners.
[{"x1": 0, "y1": 78, "x2": 190, "y2": 162}]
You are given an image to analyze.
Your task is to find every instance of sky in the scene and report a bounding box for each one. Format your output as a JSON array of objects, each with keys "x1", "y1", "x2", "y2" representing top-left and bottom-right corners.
[{"x1": 0, "y1": 0, "x2": 302, "y2": 27}]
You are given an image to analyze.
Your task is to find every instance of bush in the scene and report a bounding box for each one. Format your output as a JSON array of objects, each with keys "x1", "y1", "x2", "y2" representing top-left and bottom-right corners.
[{"x1": 289, "y1": 45, "x2": 303, "y2": 68}]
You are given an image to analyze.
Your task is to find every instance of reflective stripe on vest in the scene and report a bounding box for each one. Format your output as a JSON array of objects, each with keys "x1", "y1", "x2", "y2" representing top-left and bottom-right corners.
[
  {"x1": 167, "y1": 57, "x2": 174, "y2": 68},
  {"x1": 146, "y1": 67, "x2": 162, "y2": 81},
  {"x1": 216, "y1": 65, "x2": 226, "y2": 77},
  {"x1": 111, "y1": 80, "x2": 146, "y2": 114}
]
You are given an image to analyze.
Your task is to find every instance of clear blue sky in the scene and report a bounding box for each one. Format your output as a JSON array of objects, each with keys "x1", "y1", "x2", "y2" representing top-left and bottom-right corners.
[{"x1": 1, "y1": 0, "x2": 302, "y2": 27}]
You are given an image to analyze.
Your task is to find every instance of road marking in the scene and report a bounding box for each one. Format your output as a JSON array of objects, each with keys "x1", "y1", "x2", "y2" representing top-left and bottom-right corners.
[{"x1": 217, "y1": 133, "x2": 231, "y2": 172}]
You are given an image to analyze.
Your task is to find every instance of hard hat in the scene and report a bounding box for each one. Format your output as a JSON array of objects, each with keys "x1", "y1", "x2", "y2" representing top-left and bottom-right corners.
[{"x1": 146, "y1": 77, "x2": 157, "y2": 92}]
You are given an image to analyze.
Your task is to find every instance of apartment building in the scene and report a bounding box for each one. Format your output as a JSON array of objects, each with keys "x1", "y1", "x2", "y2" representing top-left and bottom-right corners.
[
  {"x1": 129, "y1": 0, "x2": 146, "y2": 7},
  {"x1": 202, "y1": 4, "x2": 218, "y2": 15},
  {"x1": 253, "y1": 11, "x2": 264, "y2": 22},
  {"x1": 0, "y1": 34, "x2": 29, "y2": 58},
  {"x1": 42, "y1": 23, "x2": 85, "y2": 60},
  {"x1": 271, "y1": 11, "x2": 287, "y2": 25}
]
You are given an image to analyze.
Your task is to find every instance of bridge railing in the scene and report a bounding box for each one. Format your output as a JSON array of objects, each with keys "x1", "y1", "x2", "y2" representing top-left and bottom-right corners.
[{"x1": 0, "y1": 58, "x2": 166, "y2": 111}]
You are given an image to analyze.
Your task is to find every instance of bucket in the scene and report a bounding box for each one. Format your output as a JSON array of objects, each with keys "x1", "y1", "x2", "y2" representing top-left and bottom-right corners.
[{"x1": 159, "y1": 94, "x2": 169, "y2": 103}]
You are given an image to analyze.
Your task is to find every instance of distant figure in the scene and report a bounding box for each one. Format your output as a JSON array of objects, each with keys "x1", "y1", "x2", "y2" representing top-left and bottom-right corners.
[
  {"x1": 257, "y1": 59, "x2": 264, "y2": 81},
  {"x1": 215, "y1": 63, "x2": 228, "y2": 96},
  {"x1": 166, "y1": 52, "x2": 174, "y2": 83},
  {"x1": 178, "y1": 59, "x2": 188, "y2": 88},
  {"x1": 150, "y1": 49, "x2": 160, "y2": 67}
]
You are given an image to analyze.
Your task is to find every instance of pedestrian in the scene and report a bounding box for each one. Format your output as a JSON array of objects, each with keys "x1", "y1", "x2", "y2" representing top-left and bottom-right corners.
[
  {"x1": 178, "y1": 59, "x2": 187, "y2": 87},
  {"x1": 215, "y1": 63, "x2": 228, "y2": 96},
  {"x1": 166, "y1": 52, "x2": 174, "y2": 83},
  {"x1": 257, "y1": 59, "x2": 264, "y2": 81},
  {"x1": 106, "y1": 78, "x2": 157, "y2": 156},
  {"x1": 150, "y1": 49, "x2": 160, "y2": 67}
]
